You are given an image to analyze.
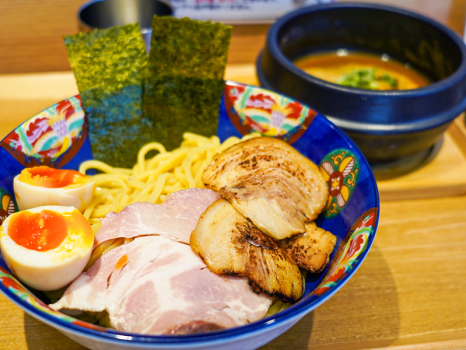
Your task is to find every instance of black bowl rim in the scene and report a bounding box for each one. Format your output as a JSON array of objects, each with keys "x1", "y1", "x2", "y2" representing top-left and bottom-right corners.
[{"x1": 261, "y1": 2, "x2": 466, "y2": 132}]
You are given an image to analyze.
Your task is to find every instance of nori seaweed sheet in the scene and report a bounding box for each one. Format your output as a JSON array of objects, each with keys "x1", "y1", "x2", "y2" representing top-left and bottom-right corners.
[
  {"x1": 64, "y1": 24, "x2": 150, "y2": 168},
  {"x1": 144, "y1": 17, "x2": 232, "y2": 150}
]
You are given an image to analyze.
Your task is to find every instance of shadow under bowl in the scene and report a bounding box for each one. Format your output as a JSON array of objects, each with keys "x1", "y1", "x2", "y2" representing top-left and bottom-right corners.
[{"x1": 257, "y1": 2, "x2": 466, "y2": 170}]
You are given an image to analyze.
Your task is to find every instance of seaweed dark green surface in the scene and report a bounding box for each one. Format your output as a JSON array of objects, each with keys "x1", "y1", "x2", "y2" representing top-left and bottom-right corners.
[
  {"x1": 64, "y1": 24, "x2": 150, "y2": 168},
  {"x1": 144, "y1": 17, "x2": 232, "y2": 150}
]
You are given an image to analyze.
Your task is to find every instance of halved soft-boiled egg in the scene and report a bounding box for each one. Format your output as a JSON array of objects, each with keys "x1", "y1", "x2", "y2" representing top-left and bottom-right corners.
[
  {"x1": 0, "y1": 206, "x2": 94, "y2": 291},
  {"x1": 14, "y1": 166, "x2": 95, "y2": 212}
]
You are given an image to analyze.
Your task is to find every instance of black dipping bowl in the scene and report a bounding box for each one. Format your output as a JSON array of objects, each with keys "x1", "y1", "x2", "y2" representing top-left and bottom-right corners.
[{"x1": 257, "y1": 2, "x2": 466, "y2": 176}]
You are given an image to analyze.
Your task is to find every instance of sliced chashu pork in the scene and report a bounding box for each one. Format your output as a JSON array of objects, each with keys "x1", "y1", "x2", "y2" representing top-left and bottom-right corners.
[
  {"x1": 202, "y1": 137, "x2": 328, "y2": 240},
  {"x1": 279, "y1": 222, "x2": 336, "y2": 273},
  {"x1": 94, "y1": 188, "x2": 220, "y2": 246},
  {"x1": 50, "y1": 235, "x2": 272, "y2": 334},
  {"x1": 191, "y1": 199, "x2": 303, "y2": 303}
]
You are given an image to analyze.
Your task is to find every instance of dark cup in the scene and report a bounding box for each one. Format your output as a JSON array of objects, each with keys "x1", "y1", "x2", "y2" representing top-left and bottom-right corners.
[
  {"x1": 78, "y1": 0, "x2": 173, "y2": 51},
  {"x1": 257, "y1": 2, "x2": 466, "y2": 177}
]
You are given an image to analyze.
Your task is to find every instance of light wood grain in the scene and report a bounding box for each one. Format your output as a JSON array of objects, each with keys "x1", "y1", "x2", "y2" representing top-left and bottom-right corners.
[
  {"x1": 0, "y1": 0, "x2": 83, "y2": 74},
  {"x1": 449, "y1": 115, "x2": 466, "y2": 157},
  {"x1": 0, "y1": 72, "x2": 79, "y2": 138},
  {"x1": 263, "y1": 194, "x2": 466, "y2": 350}
]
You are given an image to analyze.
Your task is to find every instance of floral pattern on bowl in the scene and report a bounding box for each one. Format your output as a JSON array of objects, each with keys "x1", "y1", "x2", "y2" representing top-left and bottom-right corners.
[{"x1": 1, "y1": 96, "x2": 86, "y2": 168}]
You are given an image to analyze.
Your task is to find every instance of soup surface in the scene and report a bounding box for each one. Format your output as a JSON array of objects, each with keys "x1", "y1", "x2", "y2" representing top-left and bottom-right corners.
[{"x1": 294, "y1": 50, "x2": 431, "y2": 90}]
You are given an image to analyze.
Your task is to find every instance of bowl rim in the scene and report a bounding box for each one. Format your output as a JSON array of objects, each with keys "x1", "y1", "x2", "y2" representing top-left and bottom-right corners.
[
  {"x1": 0, "y1": 82, "x2": 380, "y2": 345},
  {"x1": 261, "y1": 2, "x2": 466, "y2": 132}
]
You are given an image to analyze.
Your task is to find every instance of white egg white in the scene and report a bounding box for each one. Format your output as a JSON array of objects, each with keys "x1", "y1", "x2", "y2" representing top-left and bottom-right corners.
[
  {"x1": 13, "y1": 174, "x2": 95, "y2": 212},
  {"x1": 0, "y1": 206, "x2": 94, "y2": 291}
]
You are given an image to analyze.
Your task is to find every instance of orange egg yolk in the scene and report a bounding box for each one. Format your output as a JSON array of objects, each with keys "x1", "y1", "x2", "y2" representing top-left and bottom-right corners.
[
  {"x1": 7, "y1": 210, "x2": 68, "y2": 251},
  {"x1": 18, "y1": 166, "x2": 87, "y2": 188},
  {"x1": 115, "y1": 254, "x2": 128, "y2": 269}
]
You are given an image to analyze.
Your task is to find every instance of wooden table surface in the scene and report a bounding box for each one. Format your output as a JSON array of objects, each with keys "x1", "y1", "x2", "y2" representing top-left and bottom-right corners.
[{"x1": 1, "y1": 1, "x2": 466, "y2": 349}]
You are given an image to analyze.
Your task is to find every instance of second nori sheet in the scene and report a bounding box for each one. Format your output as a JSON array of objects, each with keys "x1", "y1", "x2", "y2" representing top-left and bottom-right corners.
[
  {"x1": 144, "y1": 17, "x2": 232, "y2": 150},
  {"x1": 64, "y1": 24, "x2": 151, "y2": 168}
]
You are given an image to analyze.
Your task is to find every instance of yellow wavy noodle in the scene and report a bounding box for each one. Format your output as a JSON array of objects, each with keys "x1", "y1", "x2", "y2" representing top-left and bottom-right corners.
[
  {"x1": 43, "y1": 286, "x2": 69, "y2": 304},
  {"x1": 264, "y1": 270, "x2": 306, "y2": 317},
  {"x1": 265, "y1": 300, "x2": 292, "y2": 317},
  {"x1": 85, "y1": 238, "x2": 123, "y2": 271},
  {"x1": 76, "y1": 310, "x2": 112, "y2": 328}
]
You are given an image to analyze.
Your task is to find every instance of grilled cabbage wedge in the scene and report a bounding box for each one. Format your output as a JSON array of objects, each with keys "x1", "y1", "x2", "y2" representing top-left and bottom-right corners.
[
  {"x1": 191, "y1": 199, "x2": 303, "y2": 303},
  {"x1": 202, "y1": 137, "x2": 328, "y2": 240}
]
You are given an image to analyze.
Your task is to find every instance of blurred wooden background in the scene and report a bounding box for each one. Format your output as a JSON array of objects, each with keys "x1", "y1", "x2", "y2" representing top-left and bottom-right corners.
[{"x1": 0, "y1": 0, "x2": 465, "y2": 74}]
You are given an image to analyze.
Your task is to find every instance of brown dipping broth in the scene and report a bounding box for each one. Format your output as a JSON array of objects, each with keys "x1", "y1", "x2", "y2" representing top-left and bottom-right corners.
[{"x1": 294, "y1": 50, "x2": 431, "y2": 90}]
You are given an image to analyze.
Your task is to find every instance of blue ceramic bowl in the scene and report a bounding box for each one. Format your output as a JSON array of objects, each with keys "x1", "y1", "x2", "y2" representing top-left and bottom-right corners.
[
  {"x1": 257, "y1": 2, "x2": 466, "y2": 174},
  {"x1": 0, "y1": 82, "x2": 379, "y2": 350}
]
